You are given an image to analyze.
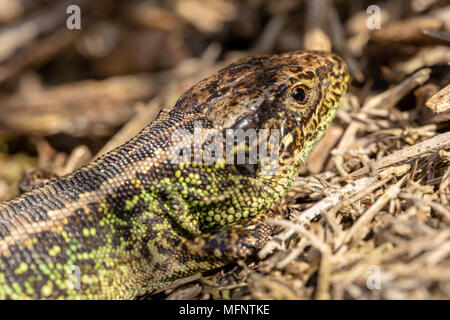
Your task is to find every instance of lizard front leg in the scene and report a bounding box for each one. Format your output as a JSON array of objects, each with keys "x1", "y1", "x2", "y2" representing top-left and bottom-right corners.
[{"x1": 140, "y1": 211, "x2": 278, "y2": 296}]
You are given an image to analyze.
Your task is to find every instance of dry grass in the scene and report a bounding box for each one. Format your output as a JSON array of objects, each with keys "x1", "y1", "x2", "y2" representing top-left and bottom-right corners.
[{"x1": 0, "y1": 0, "x2": 448, "y2": 300}]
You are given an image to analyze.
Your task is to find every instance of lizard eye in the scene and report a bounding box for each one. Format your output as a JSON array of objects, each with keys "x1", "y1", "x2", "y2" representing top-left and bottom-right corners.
[{"x1": 291, "y1": 85, "x2": 309, "y2": 104}]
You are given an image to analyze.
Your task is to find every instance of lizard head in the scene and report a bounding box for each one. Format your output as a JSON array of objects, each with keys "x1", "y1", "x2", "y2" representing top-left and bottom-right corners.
[{"x1": 175, "y1": 50, "x2": 349, "y2": 179}]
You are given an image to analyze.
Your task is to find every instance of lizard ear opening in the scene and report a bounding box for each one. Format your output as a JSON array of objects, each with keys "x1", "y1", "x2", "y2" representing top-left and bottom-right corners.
[{"x1": 234, "y1": 163, "x2": 258, "y2": 177}]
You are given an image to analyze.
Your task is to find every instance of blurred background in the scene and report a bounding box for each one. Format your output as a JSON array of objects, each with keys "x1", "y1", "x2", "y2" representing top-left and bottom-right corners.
[{"x1": 0, "y1": 0, "x2": 449, "y2": 299}]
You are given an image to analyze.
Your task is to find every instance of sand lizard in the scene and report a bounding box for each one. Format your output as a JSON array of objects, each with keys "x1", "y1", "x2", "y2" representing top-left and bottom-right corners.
[{"x1": 0, "y1": 51, "x2": 349, "y2": 299}]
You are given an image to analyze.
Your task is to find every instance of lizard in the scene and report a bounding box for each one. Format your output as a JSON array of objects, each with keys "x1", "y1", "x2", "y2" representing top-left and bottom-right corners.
[{"x1": 0, "y1": 50, "x2": 349, "y2": 299}]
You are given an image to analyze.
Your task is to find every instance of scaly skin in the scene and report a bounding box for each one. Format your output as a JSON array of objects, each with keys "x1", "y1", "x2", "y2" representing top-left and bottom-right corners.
[{"x1": 0, "y1": 51, "x2": 348, "y2": 299}]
